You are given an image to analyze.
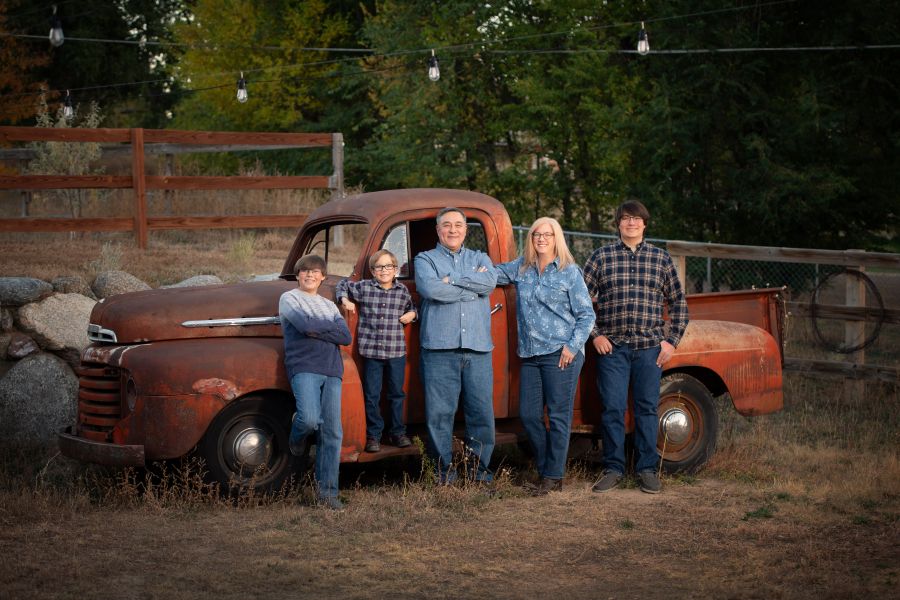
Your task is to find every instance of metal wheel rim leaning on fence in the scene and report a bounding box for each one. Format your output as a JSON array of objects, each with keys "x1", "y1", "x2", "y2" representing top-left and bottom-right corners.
[{"x1": 809, "y1": 268, "x2": 885, "y2": 354}]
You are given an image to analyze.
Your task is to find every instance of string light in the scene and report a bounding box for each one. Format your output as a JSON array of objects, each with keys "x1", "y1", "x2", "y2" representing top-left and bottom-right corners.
[
  {"x1": 427, "y1": 49, "x2": 440, "y2": 82},
  {"x1": 3, "y1": 0, "x2": 896, "y2": 110},
  {"x1": 637, "y1": 21, "x2": 650, "y2": 55},
  {"x1": 63, "y1": 90, "x2": 74, "y2": 119},
  {"x1": 236, "y1": 72, "x2": 248, "y2": 103},
  {"x1": 49, "y1": 4, "x2": 64, "y2": 48}
]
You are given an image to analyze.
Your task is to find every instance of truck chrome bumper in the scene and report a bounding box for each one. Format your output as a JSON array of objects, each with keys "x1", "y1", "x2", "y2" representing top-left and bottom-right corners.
[{"x1": 58, "y1": 427, "x2": 145, "y2": 467}]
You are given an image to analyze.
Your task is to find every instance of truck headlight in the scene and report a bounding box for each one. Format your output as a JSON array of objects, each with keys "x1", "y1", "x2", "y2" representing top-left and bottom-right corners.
[{"x1": 125, "y1": 377, "x2": 138, "y2": 412}]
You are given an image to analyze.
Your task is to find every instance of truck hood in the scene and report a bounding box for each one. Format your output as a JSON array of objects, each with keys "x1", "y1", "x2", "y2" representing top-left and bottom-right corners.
[{"x1": 89, "y1": 280, "x2": 305, "y2": 344}]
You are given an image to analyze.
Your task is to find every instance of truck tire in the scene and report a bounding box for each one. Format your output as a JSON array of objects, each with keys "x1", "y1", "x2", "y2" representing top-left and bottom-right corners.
[
  {"x1": 200, "y1": 395, "x2": 293, "y2": 493},
  {"x1": 658, "y1": 373, "x2": 718, "y2": 474}
]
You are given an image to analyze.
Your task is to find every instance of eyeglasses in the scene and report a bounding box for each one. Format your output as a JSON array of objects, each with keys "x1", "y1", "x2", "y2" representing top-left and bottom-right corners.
[
  {"x1": 371, "y1": 264, "x2": 397, "y2": 272},
  {"x1": 620, "y1": 215, "x2": 643, "y2": 223},
  {"x1": 298, "y1": 268, "x2": 322, "y2": 275},
  {"x1": 531, "y1": 232, "x2": 555, "y2": 240}
]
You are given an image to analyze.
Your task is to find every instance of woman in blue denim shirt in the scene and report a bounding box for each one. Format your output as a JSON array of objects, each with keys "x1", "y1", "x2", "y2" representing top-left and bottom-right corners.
[{"x1": 496, "y1": 217, "x2": 595, "y2": 496}]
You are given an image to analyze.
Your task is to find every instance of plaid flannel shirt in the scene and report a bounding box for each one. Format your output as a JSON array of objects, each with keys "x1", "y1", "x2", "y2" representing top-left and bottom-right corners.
[
  {"x1": 335, "y1": 278, "x2": 416, "y2": 359},
  {"x1": 582, "y1": 239, "x2": 689, "y2": 350}
]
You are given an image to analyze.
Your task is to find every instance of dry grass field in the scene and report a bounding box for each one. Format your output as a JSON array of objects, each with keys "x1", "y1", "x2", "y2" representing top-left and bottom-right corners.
[
  {"x1": 0, "y1": 369, "x2": 897, "y2": 598},
  {"x1": 1, "y1": 207, "x2": 898, "y2": 598}
]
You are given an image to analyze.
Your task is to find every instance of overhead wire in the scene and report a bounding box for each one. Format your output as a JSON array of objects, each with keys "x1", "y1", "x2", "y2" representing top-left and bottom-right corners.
[{"x1": 2, "y1": 0, "x2": 898, "y2": 108}]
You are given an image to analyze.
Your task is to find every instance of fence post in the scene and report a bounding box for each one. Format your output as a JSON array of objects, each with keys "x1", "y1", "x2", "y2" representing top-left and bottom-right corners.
[
  {"x1": 131, "y1": 128, "x2": 148, "y2": 249},
  {"x1": 331, "y1": 132, "x2": 344, "y2": 198},
  {"x1": 164, "y1": 153, "x2": 174, "y2": 216},
  {"x1": 843, "y1": 263, "x2": 866, "y2": 402},
  {"x1": 672, "y1": 254, "x2": 687, "y2": 291},
  {"x1": 18, "y1": 159, "x2": 31, "y2": 217}
]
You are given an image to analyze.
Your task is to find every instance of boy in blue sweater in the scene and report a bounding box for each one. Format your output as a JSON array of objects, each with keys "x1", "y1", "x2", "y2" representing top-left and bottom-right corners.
[{"x1": 279, "y1": 254, "x2": 351, "y2": 510}]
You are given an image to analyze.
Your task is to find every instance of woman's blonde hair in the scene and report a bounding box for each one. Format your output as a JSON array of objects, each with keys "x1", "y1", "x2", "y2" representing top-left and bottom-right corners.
[{"x1": 522, "y1": 217, "x2": 576, "y2": 272}]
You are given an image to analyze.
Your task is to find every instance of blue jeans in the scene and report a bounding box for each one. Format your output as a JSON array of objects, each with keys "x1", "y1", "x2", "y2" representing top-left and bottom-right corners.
[
  {"x1": 596, "y1": 344, "x2": 662, "y2": 474},
  {"x1": 289, "y1": 372, "x2": 343, "y2": 499},
  {"x1": 520, "y1": 349, "x2": 584, "y2": 480},
  {"x1": 362, "y1": 356, "x2": 407, "y2": 440},
  {"x1": 421, "y1": 348, "x2": 495, "y2": 483}
]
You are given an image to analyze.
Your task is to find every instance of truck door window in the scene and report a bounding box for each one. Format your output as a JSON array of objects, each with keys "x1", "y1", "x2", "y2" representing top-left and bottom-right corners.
[
  {"x1": 303, "y1": 223, "x2": 368, "y2": 278},
  {"x1": 465, "y1": 221, "x2": 488, "y2": 253},
  {"x1": 381, "y1": 223, "x2": 411, "y2": 279},
  {"x1": 406, "y1": 217, "x2": 491, "y2": 278}
]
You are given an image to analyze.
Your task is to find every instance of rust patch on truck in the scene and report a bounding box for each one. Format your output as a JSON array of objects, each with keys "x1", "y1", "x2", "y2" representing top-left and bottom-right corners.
[{"x1": 192, "y1": 378, "x2": 239, "y2": 401}]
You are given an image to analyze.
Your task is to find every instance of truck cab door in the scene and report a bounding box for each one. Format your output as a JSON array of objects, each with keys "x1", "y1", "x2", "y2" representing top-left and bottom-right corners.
[{"x1": 367, "y1": 212, "x2": 511, "y2": 425}]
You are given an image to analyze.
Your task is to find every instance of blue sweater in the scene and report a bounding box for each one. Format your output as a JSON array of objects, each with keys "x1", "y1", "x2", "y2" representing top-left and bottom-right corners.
[{"x1": 279, "y1": 289, "x2": 351, "y2": 379}]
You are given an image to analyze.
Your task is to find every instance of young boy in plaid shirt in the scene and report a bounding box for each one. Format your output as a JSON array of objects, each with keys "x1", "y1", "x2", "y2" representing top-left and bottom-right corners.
[{"x1": 335, "y1": 249, "x2": 417, "y2": 452}]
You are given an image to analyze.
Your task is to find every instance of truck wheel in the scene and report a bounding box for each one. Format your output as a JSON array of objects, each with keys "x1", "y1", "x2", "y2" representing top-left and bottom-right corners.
[
  {"x1": 657, "y1": 374, "x2": 718, "y2": 474},
  {"x1": 201, "y1": 395, "x2": 293, "y2": 493}
]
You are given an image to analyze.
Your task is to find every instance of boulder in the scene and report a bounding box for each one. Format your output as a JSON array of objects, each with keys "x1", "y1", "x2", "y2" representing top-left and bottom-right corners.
[
  {"x1": 7, "y1": 332, "x2": 39, "y2": 359},
  {"x1": 162, "y1": 274, "x2": 224, "y2": 288},
  {"x1": 0, "y1": 353, "x2": 78, "y2": 443},
  {"x1": 1, "y1": 307, "x2": 13, "y2": 331},
  {"x1": 92, "y1": 270, "x2": 151, "y2": 299},
  {"x1": 52, "y1": 275, "x2": 97, "y2": 300},
  {"x1": 0, "y1": 277, "x2": 53, "y2": 307},
  {"x1": 0, "y1": 333, "x2": 10, "y2": 359},
  {"x1": 16, "y1": 293, "x2": 95, "y2": 363}
]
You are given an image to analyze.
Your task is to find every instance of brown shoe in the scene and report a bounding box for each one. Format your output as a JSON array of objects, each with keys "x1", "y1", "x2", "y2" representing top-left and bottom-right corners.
[
  {"x1": 531, "y1": 477, "x2": 563, "y2": 497},
  {"x1": 365, "y1": 437, "x2": 380, "y2": 452}
]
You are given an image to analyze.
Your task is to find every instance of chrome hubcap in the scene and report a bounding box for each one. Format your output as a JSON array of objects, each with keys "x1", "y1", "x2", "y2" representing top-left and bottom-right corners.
[
  {"x1": 660, "y1": 408, "x2": 691, "y2": 445},
  {"x1": 231, "y1": 427, "x2": 271, "y2": 467}
]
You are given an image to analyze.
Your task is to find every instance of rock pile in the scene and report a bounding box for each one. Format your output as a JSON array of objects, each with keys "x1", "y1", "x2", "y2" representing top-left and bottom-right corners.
[{"x1": 0, "y1": 272, "x2": 223, "y2": 445}]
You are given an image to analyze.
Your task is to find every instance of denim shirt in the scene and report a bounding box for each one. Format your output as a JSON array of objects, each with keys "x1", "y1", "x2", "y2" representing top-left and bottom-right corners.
[
  {"x1": 496, "y1": 257, "x2": 595, "y2": 359},
  {"x1": 414, "y1": 244, "x2": 498, "y2": 352}
]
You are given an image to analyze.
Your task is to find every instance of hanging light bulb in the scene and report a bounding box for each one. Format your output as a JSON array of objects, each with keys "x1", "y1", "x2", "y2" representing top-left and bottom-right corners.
[
  {"x1": 63, "y1": 90, "x2": 74, "y2": 119},
  {"x1": 637, "y1": 21, "x2": 650, "y2": 55},
  {"x1": 427, "y1": 49, "x2": 440, "y2": 82},
  {"x1": 49, "y1": 5, "x2": 64, "y2": 47},
  {"x1": 236, "y1": 72, "x2": 248, "y2": 103}
]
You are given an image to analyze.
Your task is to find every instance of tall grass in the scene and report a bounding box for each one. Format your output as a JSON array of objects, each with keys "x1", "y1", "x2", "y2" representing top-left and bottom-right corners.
[{"x1": 708, "y1": 373, "x2": 899, "y2": 515}]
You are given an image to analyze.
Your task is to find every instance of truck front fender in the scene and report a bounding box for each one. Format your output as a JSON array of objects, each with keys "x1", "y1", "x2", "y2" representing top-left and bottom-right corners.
[{"x1": 85, "y1": 338, "x2": 365, "y2": 461}]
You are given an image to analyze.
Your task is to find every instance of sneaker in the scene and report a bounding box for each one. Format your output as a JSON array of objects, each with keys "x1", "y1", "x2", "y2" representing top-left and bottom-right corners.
[
  {"x1": 638, "y1": 470, "x2": 662, "y2": 494},
  {"x1": 531, "y1": 477, "x2": 563, "y2": 497},
  {"x1": 365, "y1": 437, "x2": 381, "y2": 453},
  {"x1": 319, "y1": 496, "x2": 344, "y2": 511},
  {"x1": 591, "y1": 469, "x2": 623, "y2": 493},
  {"x1": 391, "y1": 434, "x2": 412, "y2": 448}
]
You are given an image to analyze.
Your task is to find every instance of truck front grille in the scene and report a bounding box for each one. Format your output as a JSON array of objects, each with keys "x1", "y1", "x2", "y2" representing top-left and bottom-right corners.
[{"x1": 76, "y1": 362, "x2": 123, "y2": 441}]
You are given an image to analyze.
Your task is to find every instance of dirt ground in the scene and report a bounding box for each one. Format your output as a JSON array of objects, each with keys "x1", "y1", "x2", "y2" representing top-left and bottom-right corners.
[{"x1": 1, "y1": 457, "x2": 897, "y2": 600}]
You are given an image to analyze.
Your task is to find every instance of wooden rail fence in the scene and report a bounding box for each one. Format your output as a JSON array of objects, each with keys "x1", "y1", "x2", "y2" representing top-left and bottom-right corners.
[
  {"x1": 668, "y1": 241, "x2": 900, "y2": 386},
  {"x1": 0, "y1": 127, "x2": 344, "y2": 248}
]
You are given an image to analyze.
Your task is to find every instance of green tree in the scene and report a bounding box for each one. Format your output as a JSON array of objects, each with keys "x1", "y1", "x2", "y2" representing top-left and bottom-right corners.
[
  {"x1": 168, "y1": 0, "x2": 377, "y2": 177},
  {"x1": 0, "y1": 0, "x2": 49, "y2": 124},
  {"x1": 629, "y1": 0, "x2": 900, "y2": 250},
  {"x1": 360, "y1": 2, "x2": 524, "y2": 209},
  {"x1": 171, "y1": 0, "x2": 352, "y2": 132},
  {"x1": 3, "y1": 0, "x2": 186, "y2": 127}
]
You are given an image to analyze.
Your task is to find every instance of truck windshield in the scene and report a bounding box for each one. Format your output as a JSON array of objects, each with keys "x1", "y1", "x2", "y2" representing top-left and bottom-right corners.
[{"x1": 303, "y1": 223, "x2": 368, "y2": 278}]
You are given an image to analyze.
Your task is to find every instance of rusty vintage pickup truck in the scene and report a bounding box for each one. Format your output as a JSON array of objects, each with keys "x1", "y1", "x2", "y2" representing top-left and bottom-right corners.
[{"x1": 59, "y1": 188, "x2": 785, "y2": 490}]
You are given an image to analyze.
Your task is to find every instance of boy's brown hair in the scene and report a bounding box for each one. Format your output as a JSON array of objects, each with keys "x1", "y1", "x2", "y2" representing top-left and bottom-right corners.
[
  {"x1": 368, "y1": 249, "x2": 398, "y2": 271},
  {"x1": 293, "y1": 254, "x2": 327, "y2": 275}
]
